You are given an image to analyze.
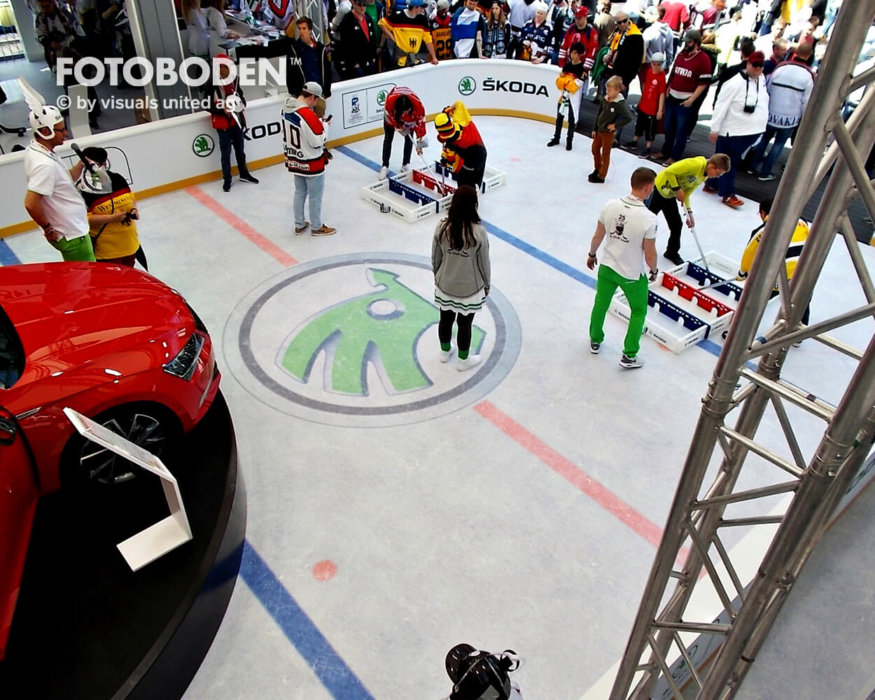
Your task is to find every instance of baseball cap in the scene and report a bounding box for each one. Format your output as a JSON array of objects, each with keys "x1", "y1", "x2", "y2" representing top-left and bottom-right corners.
[
  {"x1": 650, "y1": 52, "x2": 665, "y2": 63},
  {"x1": 748, "y1": 50, "x2": 766, "y2": 63},
  {"x1": 684, "y1": 28, "x2": 702, "y2": 44},
  {"x1": 574, "y1": 6, "x2": 588, "y2": 18},
  {"x1": 302, "y1": 81, "x2": 323, "y2": 98},
  {"x1": 408, "y1": 0, "x2": 425, "y2": 7},
  {"x1": 437, "y1": 0, "x2": 450, "y2": 8}
]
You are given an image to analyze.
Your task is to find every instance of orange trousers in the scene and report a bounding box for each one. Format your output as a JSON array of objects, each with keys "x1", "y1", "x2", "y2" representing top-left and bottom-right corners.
[{"x1": 591, "y1": 131, "x2": 616, "y2": 179}]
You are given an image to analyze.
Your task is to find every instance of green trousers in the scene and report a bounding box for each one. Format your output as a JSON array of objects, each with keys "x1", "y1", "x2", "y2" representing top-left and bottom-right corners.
[
  {"x1": 51, "y1": 235, "x2": 96, "y2": 262},
  {"x1": 589, "y1": 263, "x2": 649, "y2": 357}
]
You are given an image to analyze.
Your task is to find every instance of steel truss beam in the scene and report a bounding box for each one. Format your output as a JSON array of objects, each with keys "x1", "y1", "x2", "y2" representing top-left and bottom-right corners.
[{"x1": 611, "y1": 4, "x2": 875, "y2": 698}]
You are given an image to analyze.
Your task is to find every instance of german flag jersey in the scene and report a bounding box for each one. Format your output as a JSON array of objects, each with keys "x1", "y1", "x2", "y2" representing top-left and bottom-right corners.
[
  {"x1": 82, "y1": 171, "x2": 139, "y2": 260},
  {"x1": 380, "y1": 10, "x2": 432, "y2": 61}
]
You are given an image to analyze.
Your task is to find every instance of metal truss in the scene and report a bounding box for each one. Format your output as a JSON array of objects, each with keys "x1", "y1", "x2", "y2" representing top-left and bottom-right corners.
[{"x1": 611, "y1": 4, "x2": 875, "y2": 699}]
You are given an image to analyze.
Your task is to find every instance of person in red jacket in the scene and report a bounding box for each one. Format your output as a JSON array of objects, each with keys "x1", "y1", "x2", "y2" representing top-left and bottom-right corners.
[
  {"x1": 434, "y1": 103, "x2": 488, "y2": 188},
  {"x1": 379, "y1": 86, "x2": 428, "y2": 180},
  {"x1": 210, "y1": 54, "x2": 259, "y2": 193},
  {"x1": 557, "y1": 6, "x2": 598, "y2": 74}
]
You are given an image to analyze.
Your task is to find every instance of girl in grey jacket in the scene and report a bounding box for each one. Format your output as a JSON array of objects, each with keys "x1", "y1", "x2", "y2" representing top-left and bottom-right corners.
[{"x1": 432, "y1": 185, "x2": 491, "y2": 371}]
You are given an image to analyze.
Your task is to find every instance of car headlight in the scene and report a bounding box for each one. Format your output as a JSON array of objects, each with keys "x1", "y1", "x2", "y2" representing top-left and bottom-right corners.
[{"x1": 163, "y1": 333, "x2": 205, "y2": 381}]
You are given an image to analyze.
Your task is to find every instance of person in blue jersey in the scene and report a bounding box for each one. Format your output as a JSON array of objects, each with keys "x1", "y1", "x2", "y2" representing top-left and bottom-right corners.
[{"x1": 451, "y1": 0, "x2": 485, "y2": 58}]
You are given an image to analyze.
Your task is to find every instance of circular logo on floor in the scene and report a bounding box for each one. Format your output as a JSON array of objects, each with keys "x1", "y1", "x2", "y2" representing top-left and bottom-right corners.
[{"x1": 224, "y1": 253, "x2": 520, "y2": 427}]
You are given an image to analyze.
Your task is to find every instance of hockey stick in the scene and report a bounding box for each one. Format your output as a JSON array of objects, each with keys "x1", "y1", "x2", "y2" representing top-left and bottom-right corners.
[
  {"x1": 418, "y1": 153, "x2": 447, "y2": 196},
  {"x1": 697, "y1": 277, "x2": 736, "y2": 293},
  {"x1": 71, "y1": 142, "x2": 95, "y2": 174},
  {"x1": 687, "y1": 224, "x2": 711, "y2": 283}
]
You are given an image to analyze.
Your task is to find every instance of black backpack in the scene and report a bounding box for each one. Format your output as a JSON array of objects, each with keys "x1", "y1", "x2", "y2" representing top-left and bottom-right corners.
[{"x1": 446, "y1": 644, "x2": 521, "y2": 700}]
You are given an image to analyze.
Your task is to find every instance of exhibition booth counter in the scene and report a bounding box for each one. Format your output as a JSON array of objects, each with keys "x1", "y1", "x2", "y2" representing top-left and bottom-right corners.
[{"x1": 0, "y1": 59, "x2": 559, "y2": 236}]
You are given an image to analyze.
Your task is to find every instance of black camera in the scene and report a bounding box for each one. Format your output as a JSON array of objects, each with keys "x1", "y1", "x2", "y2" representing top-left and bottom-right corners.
[{"x1": 743, "y1": 104, "x2": 756, "y2": 113}]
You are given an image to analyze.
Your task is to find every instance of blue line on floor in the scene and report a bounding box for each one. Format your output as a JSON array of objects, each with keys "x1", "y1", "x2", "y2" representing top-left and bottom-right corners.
[
  {"x1": 241, "y1": 540, "x2": 375, "y2": 700},
  {"x1": 338, "y1": 144, "x2": 726, "y2": 359},
  {"x1": 0, "y1": 240, "x2": 21, "y2": 266},
  {"x1": 337, "y1": 144, "x2": 382, "y2": 172}
]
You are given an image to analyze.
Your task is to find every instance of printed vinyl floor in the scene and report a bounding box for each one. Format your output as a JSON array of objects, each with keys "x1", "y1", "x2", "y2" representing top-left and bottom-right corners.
[{"x1": 3, "y1": 116, "x2": 873, "y2": 699}]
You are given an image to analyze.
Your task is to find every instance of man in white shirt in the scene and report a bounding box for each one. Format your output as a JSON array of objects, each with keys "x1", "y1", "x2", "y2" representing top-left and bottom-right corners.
[
  {"x1": 23, "y1": 104, "x2": 95, "y2": 261},
  {"x1": 586, "y1": 167, "x2": 658, "y2": 369},
  {"x1": 706, "y1": 50, "x2": 769, "y2": 208}
]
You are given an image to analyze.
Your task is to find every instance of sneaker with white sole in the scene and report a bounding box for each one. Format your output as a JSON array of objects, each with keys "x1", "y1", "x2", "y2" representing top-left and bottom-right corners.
[
  {"x1": 378, "y1": 166, "x2": 389, "y2": 180},
  {"x1": 400, "y1": 163, "x2": 411, "y2": 172},
  {"x1": 619, "y1": 354, "x2": 644, "y2": 369},
  {"x1": 439, "y1": 345, "x2": 455, "y2": 363},
  {"x1": 456, "y1": 355, "x2": 482, "y2": 372},
  {"x1": 590, "y1": 342, "x2": 601, "y2": 354}
]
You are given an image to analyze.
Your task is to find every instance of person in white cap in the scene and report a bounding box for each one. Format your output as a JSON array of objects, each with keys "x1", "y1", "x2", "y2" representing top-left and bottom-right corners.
[
  {"x1": 623, "y1": 50, "x2": 667, "y2": 156},
  {"x1": 281, "y1": 82, "x2": 336, "y2": 236},
  {"x1": 22, "y1": 104, "x2": 95, "y2": 261}
]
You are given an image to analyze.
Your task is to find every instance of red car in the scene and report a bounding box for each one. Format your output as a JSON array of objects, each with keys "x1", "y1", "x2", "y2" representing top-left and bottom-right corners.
[{"x1": 0, "y1": 262, "x2": 221, "y2": 659}]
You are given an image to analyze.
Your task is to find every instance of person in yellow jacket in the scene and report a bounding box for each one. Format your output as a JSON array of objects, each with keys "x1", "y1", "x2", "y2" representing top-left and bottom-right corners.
[
  {"x1": 75, "y1": 146, "x2": 143, "y2": 268},
  {"x1": 547, "y1": 42, "x2": 587, "y2": 151},
  {"x1": 435, "y1": 101, "x2": 487, "y2": 188},
  {"x1": 738, "y1": 196, "x2": 811, "y2": 325},
  {"x1": 646, "y1": 153, "x2": 730, "y2": 265},
  {"x1": 378, "y1": 0, "x2": 439, "y2": 67}
]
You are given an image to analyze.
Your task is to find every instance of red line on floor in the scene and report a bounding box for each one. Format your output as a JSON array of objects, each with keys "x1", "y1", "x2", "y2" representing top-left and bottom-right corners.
[
  {"x1": 474, "y1": 400, "x2": 665, "y2": 549},
  {"x1": 186, "y1": 186, "x2": 298, "y2": 267}
]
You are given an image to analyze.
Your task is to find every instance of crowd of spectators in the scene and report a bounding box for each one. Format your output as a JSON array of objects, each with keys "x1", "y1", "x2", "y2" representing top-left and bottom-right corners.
[
  {"x1": 29, "y1": 0, "x2": 137, "y2": 128},
  {"x1": 313, "y1": 0, "x2": 840, "y2": 203},
  {"x1": 28, "y1": 0, "x2": 862, "y2": 196}
]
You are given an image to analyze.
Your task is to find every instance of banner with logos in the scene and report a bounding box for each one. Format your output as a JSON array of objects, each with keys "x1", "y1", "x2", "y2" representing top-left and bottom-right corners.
[{"x1": 0, "y1": 60, "x2": 558, "y2": 235}]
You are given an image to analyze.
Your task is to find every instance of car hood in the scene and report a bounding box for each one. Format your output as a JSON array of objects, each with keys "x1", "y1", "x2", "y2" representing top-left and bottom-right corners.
[{"x1": 0, "y1": 263, "x2": 196, "y2": 400}]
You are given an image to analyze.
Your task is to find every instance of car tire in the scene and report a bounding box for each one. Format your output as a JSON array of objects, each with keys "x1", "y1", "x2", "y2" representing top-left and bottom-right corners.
[{"x1": 60, "y1": 403, "x2": 181, "y2": 487}]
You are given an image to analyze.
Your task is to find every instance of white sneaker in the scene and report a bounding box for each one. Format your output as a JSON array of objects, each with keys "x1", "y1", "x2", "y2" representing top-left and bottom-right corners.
[
  {"x1": 439, "y1": 345, "x2": 455, "y2": 363},
  {"x1": 400, "y1": 163, "x2": 411, "y2": 172},
  {"x1": 456, "y1": 355, "x2": 482, "y2": 372},
  {"x1": 619, "y1": 354, "x2": 644, "y2": 369},
  {"x1": 378, "y1": 166, "x2": 389, "y2": 180}
]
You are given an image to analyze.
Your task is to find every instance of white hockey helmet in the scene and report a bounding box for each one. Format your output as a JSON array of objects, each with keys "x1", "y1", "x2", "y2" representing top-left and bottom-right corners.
[{"x1": 30, "y1": 104, "x2": 64, "y2": 137}]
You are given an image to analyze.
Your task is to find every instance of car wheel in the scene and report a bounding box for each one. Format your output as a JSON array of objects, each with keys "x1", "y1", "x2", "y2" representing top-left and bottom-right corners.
[{"x1": 62, "y1": 404, "x2": 179, "y2": 487}]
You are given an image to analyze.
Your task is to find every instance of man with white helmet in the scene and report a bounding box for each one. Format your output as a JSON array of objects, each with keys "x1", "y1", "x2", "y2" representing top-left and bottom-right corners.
[{"x1": 23, "y1": 104, "x2": 95, "y2": 262}]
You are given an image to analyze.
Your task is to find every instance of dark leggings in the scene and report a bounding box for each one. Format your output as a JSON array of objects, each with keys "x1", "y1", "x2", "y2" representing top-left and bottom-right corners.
[
  {"x1": 439, "y1": 309, "x2": 475, "y2": 352},
  {"x1": 382, "y1": 121, "x2": 413, "y2": 168}
]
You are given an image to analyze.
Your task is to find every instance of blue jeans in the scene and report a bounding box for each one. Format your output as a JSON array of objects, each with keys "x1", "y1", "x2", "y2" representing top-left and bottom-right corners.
[
  {"x1": 660, "y1": 97, "x2": 696, "y2": 161},
  {"x1": 294, "y1": 173, "x2": 325, "y2": 229},
  {"x1": 706, "y1": 133, "x2": 761, "y2": 198},
  {"x1": 750, "y1": 125, "x2": 793, "y2": 177},
  {"x1": 217, "y1": 126, "x2": 250, "y2": 185}
]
